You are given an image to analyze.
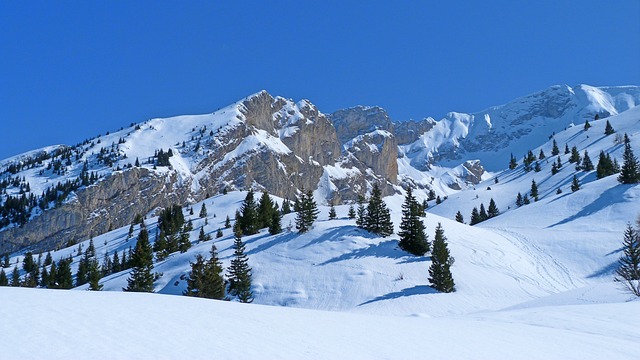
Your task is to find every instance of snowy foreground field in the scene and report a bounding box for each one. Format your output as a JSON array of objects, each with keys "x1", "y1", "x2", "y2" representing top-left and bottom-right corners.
[{"x1": 1, "y1": 286, "x2": 638, "y2": 360}]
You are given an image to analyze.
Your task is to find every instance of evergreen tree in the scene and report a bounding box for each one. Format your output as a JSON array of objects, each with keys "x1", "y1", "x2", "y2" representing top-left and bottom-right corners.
[
  {"x1": 538, "y1": 149, "x2": 546, "y2": 160},
  {"x1": 227, "y1": 229, "x2": 253, "y2": 303},
  {"x1": 470, "y1": 207, "x2": 481, "y2": 225},
  {"x1": 551, "y1": 162, "x2": 559, "y2": 175},
  {"x1": 478, "y1": 203, "x2": 488, "y2": 222},
  {"x1": 604, "y1": 120, "x2": 615, "y2": 135},
  {"x1": 583, "y1": 119, "x2": 591, "y2": 130},
  {"x1": 356, "y1": 195, "x2": 366, "y2": 228},
  {"x1": 281, "y1": 199, "x2": 291, "y2": 214},
  {"x1": 363, "y1": 184, "x2": 394, "y2": 237},
  {"x1": 123, "y1": 228, "x2": 155, "y2": 292},
  {"x1": 238, "y1": 189, "x2": 259, "y2": 235},
  {"x1": 225, "y1": 215, "x2": 231, "y2": 229},
  {"x1": 487, "y1": 198, "x2": 499, "y2": 218},
  {"x1": 111, "y1": 251, "x2": 121, "y2": 274},
  {"x1": 455, "y1": 211, "x2": 464, "y2": 224},
  {"x1": 87, "y1": 258, "x2": 103, "y2": 291},
  {"x1": 56, "y1": 257, "x2": 73, "y2": 289},
  {"x1": 0, "y1": 269, "x2": 8, "y2": 286},
  {"x1": 556, "y1": 156, "x2": 562, "y2": 169},
  {"x1": 509, "y1": 153, "x2": 517, "y2": 170},
  {"x1": 564, "y1": 144, "x2": 570, "y2": 154},
  {"x1": 184, "y1": 244, "x2": 226, "y2": 300},
  {"x1": 347, "y1": 205, "x2": 356, "y2": 219},
  {"x1": 269, "y1": 206, "x2": 282, "y2": 235},
  {"x1": 10, "y1": 265, "x2": 20, "y2": 287},
  {"x1": 569, "y1": 146, "x2": 581, "y2": 164},
  {"x1": 198, "y1": 227, "x2": 207, "y2": 242},
  {"x1": 257, "y1": 190, "x2": 275, "y2": 229},
  {"x1": 328, "y1": 204, "x2": 337, "y2": 220},
  {"x1": 530, "y1": 179, "x2": 539, "y2": 201},
  {"x1": 615, "y1": 223, "x2": 640, "y2": 296},
  {"x1": 216, "y1": 228, "x2": 224, "y2": 238},
  {"x1": 570, "y1": 175, "x2": 580, "y2": 192},
  {"x1": 428, "y1": 223, "x2": 455, "y2": 293},
  {"x1": 178, "y1": 226, "x2": 192, "y2": 253},
  {"x1": 199, "y1": 203, "x2": 208, "y2": 218},
  {"x1": 582, "y1": 150, "x2": 594, "y2": 171},
  {"x1": 618, "y1": 134, "x2": 640, "y2": 184},
  {"x1": 556, "y1": 188, "x2": 562, "y2": 194},
  {"x1": 515, "y1": 192, "x2": 523, "y2": 207},
  {"x1": 534, "y1": 161, "x2": 541, "y2": 172},
  {"x1": 295, "y1": 190, "x2": 319, "y2": 233},
  {"x1": 523, "y1": 194, "x2": 531, "y2": 205},
  {"x1": 398, "y1": 187, "x2": 430, "y2": 256},
  {"x1": 551, "y1": 139, "x2": 560, "y2": 156}
]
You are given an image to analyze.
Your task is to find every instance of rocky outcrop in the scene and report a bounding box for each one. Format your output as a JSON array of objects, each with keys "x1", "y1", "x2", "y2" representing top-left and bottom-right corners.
[{"x1": 394, "y1": 118, "x2": 436, "y2": 145}]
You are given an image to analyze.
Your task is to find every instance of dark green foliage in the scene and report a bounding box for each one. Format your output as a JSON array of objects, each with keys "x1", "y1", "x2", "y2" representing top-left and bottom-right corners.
[
  {"x1": 0, "y1": 269, "x2": 8, "y2": 286},
  {"x1": 618, "y1": 134, "x2": 640, "y2": 184},
  {"x1": 281, "y1": 199, "x2": 292, "y2": 214},
  {"x1": 128, "y1": 223, "x2": 134, "y2": 239},
  {"x1": 184, "y1": 244, "x2": 226, "y2": 299},
  {"x1": 551, "y1": 139, "x2": 559, "y2": 156},
  {"x1": 158, "y1": 205, "x2": 185, "y2": 237},
  {"x1": 363, "y1": 184, "x2": 394, "y2": 237},
  {"x1": 111, "y1": 251, "x2": 121, "y2": 274},
  {"x1": 604, "y1": 120, "x2": 615, "y2": 135},
  {"x1": 44, "y1": 251, "x2": 52, "y2": 266},
  {"x1": 238, "y1": 189, "x2": 260, "y2": 235},
  {"x1": 22, "y1": 252, "x2": 36, "y2": 274},
  {"x1": 569, "y1": 146, "x2": 581, "y2": 164},
  {"x1": 509, "y1": 153, "x2": 517, "y2": 170},
  {"x1": 347, "y1": 205, "x2": 356, "y2": 219},
  {"x1": 2, "y1": 254, "x2": 9, "y2": 268},
  {"x1": 479, "y1": 203, "x2": 488, "y2": 222},
  {"x1": 523, "y1": 194, "x2": 531, "y2": 205},
  {"x1": 538, "y1": 149, "x2": 546, "y2": 160},
  {"x1": 10, "y1": 266, "x2": 20, "y2": 287},
  {"x1": 556, "y1": 188, "x2": 562, "y2": 194},
  {"x1": 534, "y1": 161, "x2": 541, "y2": 172},
  {"x1": 225, "y1": 215, "x2": 231, "y2": 229},
  {"x1": 398, "y1": 187, "x2": 430, "y2": 256},
  {"x1": 257, "y1": 191, "x2": 276, "y2": 229},
  {"x1": 487, "y1": 198, "x2": 499, "y2": 218},
  {"x1": 295, "y1": 190, "x2": 319, "y2": 233},
  {"x1": 615, "y1": 223, "x2": 640, "y2": 296},
  {"x1": 564, "y1": 144, "x2": 570, "y2": 154},
  {"x1": 356, "y1": 195, "x2": 366, "y2": 228},
  {"x1": 328, "y1": 204, "x2": 337, "y2": 220},
  {"x1": 570, "y1": 175, "x2": 580, "y2": 192},
  {"x1": 523, "y1": 150, "x2": 536, "y2": 172},
  {"x1": 55, "y1": 257, "x2": 73, "y2": 289},
  {"x1": 269, "y1": 208, "x2": 282, "y2": 235},
  {"x1": 227, "y1": 229, "x2": 253, "y2": 303},
  {"x1": 455, "y1": 211, "x2": 464, "y2": 223},
  {"x1": 583, "y1": 119, "x2": 591, "y2": 130},
  {"x1": 435, "y1": 196, "x2": 442, "y2": 204},
  {"x1": 582, "y1": 150, "x2": 594, "y2": 171},
  {"x1": 428, "y1": 189, "x2": 436, "y2": 201},
  {"x1": 530, "y1": 179, "x2": 539, "y2": 201},
  {"x1": 516, "y1": 192, "x2": 523, "y2": 207},
  {"x1": 124, "y1": 228, "x2": 155, "y2": 292},
  {"x1": 178, "y1": 226, "x2": 192, "y2": 253},
  {"x1": 470, "y1": 207, "x2": 480, "y2": 225},
  {"x1": 216, "y1": 228, "x2": 224, "y2": 238},
  {"x1": 551, "y1": 162, "x2": 559, "y2": 175},
  {"x1": 154, "y1": 148, "x2": 173, "y2": 167},
  {"x1": 87, "y1": 258, "x2": 103, "y2": 291},
  {"x1": 199, "y1": 203, "x2": 207, "y2": 218},
  {"x1": 596, "y1": 151, "x2": 616, "y2": 179},
  {"x1": 428, "y1": 223, "x2": 455, "y2": 293}
]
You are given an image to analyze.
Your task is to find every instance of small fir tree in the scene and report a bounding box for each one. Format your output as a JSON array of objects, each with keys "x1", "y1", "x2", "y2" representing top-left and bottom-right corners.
[
  {"x1": 87, "y1": 258, "x2": 103, "y2": 291},
  {"x1": 455, "y1": 211, "x2": 464, "y2": 224},
  {"x1": 328, "y1": 204, "x2": 337, "y2": 220},
  {"x1": 398, "y1": 187, "x2": 430, "y2": 256},
  {"x1": 487, "y1": 198, "x2": 499, "y2": 218},
  {"x1": 10, "y1": 266, "x2": 20, "y2": 287},
  {"x1": 216, "y1": 228, "x2": 224, "y2": 238},
  {"x1": 356, "y1": 195, "x2": 366, "y2": 228},
  {"x1": 615, "y1": 223, "x2": 640, "y2": 296},
  {"x1": 478, "y1": 203, "x2": 488, "y2": 222},
  {"x1": 347, "y1": 205, "x2": 356, "y2": 219},
  {"x1": 184, "y1": 244, "x2": 226, "y2": 300},
  {"x1": 470, "y1": 207, "x2": 481, "y2": 225},
  {"x1": 515, "y1": 192, "x2": 523, "y2": 207},
  {"x1": 570, "y1": 175, "x2": 580, "y2": 192},
  {"x1": 227, "y1": 228, "x2": 253, "y2": 303},
  {"x1": 199, "y1": 203, "x2": 208, "y2": 218},
  {"x1": 238, "y1": 189, "x2": 259, "y2": 235},
  {"x1": 583, "y1": 119, "x2": 591, "y2": 130},
  {"x1": 0, "y1": 269, "x2": 8, "y2": 286},
  {"x1": 257, "y1": 191, "x2": 276, "y2": 229},
  {"x1": 123, "y1": 228, "x2": 155, "y2": 292},
  {"x1": 530, "y1": 179, "x2": 539, "y2": 201},
  {"x1": 225, "y1": 215, "x2": 231, "y2": 229},
  {"x1": 538, "y1": 149, "x2": 546, "y2": 160},
  {"x1": 569, "y1": 146, "x2": 581, "y2": 164},
  {"x1": 523, "y1": 194, "x2": 531, "y2": 205},
  {"x1": 582, "y1": 150, "x2": 594, "y2": 171},
  {"x1": 295, "y1": 190, "x2": 319, "y2": 233},
  {"x1": 428, "y1": 223, "x2": 455, "y2": 293},
  {"x1": 551, "y1": 139, "x2": 560, "y2": 156},
  {"x1": 604, "y1": 120, "x2": 615, "y2": 135},
  {"x1": 269, "y1": 207, "x2": 282, "y2": 235},
  {"x1": 363, "y1": 184, "x2": 394, "y2": 237},
  {"x1": 564, "y1": 144, "x2": 570, "y2": 154},
  {"x1": 509, "y1": 153, "x2": 517, "y2": 170},
  {"x1": 618, "y1": 134, "x2": 640, "y2": 184}
]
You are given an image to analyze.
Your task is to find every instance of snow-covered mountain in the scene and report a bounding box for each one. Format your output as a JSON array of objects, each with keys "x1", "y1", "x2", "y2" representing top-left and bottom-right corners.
[{"x1": 1, "y1": 84, "x2": 640, "y2": 358}]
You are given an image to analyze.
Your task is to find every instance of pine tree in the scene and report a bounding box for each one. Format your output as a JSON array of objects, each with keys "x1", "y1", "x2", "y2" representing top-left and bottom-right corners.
[
  {"x1": 428, "y1": 223, "x2": 455, "y2": 293},
  {"x1": 281, "y1": 199, "x2": 291, "y2": 214},
  {"x1": 328, "y1": 204, "x2": 337, "y2": 220},
  {"x1": 582, "y1": 150, "x2": 594, "y2": 171},
  {"x1": 225, "y1": 215, "x2": 231, "y2": 229},
  {"x1": 257, "y1": 191, "x2": 275, "y2": 229},
  {"x1": 618, "y1": 134, "x2": 640, "y2": 184},
  {"x1": 570, "y1": 175, "x2": 580, "y2": 192},
  {"x1": 569, "y1": 146, "x2": 581, "y2": 164},
  {"x1": 10, "y1": 265, "x2": 20, "y2": 287},
  {"x1": 238, "y1": 189, "x2": 259, "y2": 235},
  {"x1": 515, "y1": 192, "x2": 523, "y2": 207},
  {"x1": 356, "y1": 195, "x2": 366, "y2": 228},
  {"x1": 509, "y1": 153, "x2": 517, "y2": 170},
  {"x1": 479, "y1": 203, "x2": 488, "y2": 222},
  {"x1": 530, "y1": 179, "x2": 539, "y2": 201},
  {"x1": 269, "y1": 207, "x2": 282, "y2": 235},
  {"x1": 216, "y1": 228, "x2": 224, "y2": 238},
  {"x1": 487, "y1": 198, "x2": 499, "y2": 218},
  {"x1": 347, "y1": 205, "x2": 356, "y2": 219},
  {"x1": 111, "y1": 251, "x2": 121, "y2": 274},
  {"x1": 199, "y1": 203, "x2": 207, "y2": 218},
  {"x1": 556, "y1": 188, "x2": 562, "y2": 194},
  {"x1": 564, "y1": 144, "x2": 570, "y2": 154},
  {"x1": 178, "y1": 226, "x2": 192, "y2": 253},
  {"x1": 363, "y1": 184, "x2": 394, "y2": 237},
  {"x1": 198, "y1": 227, "x2": 207, "y2": 242},
  {"x1": 551, "y1": 139, "x2": 560, "y2": 156},
  {"x1": 184, "y1": 243, "x2": 226, "y2": 300},
  {"x1": 295, "y1": 190, "x2": 319, "y2": 233},
  {"x1": 538, "y1": 149, "x2": 546, "y2": 160},
  {"x1": 0, "y1": 269, "x2": 8, "y2": 286},
  {"x1": 583, "y1": 119, "x2": 591, "y2": 130},
  {"x1": 604, "y1": 120, "x2": 615, "y2": 135},
  {"x1": 398, "y1": 187, "x2": 430, "y2": 256},
  {"x1": 523, "y1": 194, "x2": 530, "y2": 205},
  {"x1": 87, "y1": 258, "x2": 103, "y2": 291},
  {"x1": 455, "y1": 211, "x2": 464, "y2": 223},
  {"x1": 123, "y1": 228, "x2": 155, "y2": 292},
  {"x1": 56, "y1": 257, "x2": 73, "y2": 289},
  {"x1": 534, "y1": 161, "x2": 541, "y2": 172},
  {"x1": 227, "y1": 229, "x2": 253, "y2": 303},
  {"x1": 615, "y1": 223, "x2": 640, "y2": 296},
  {"x1": 551, "y1": 162, "x2": 559, "y2": 175},
  {"x1": 470, "y1": 207, "x2": 481, "y2": 225}
]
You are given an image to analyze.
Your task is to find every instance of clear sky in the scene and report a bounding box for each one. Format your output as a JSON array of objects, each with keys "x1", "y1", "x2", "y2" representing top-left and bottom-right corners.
[{"x1": 1, "y1": 1, "x2": 639, "y2": 159}]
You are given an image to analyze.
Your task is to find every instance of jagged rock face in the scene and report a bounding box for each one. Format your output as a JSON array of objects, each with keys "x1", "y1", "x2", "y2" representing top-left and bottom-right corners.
[
  {"x1": 0, "y1": 168, "x2": 189, "y2": 254},
  {"x1": 394, "y1": 119, "x2": 436, "y2": 145},
  {"x1": 331, "y1": 106, "x2": 393, "y2": 144}
]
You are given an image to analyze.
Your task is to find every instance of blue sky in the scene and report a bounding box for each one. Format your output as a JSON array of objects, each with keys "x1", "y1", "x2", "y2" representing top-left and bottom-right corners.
[{"x1": 1, "y1": 1, "x2": 639, "y2": 159}]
